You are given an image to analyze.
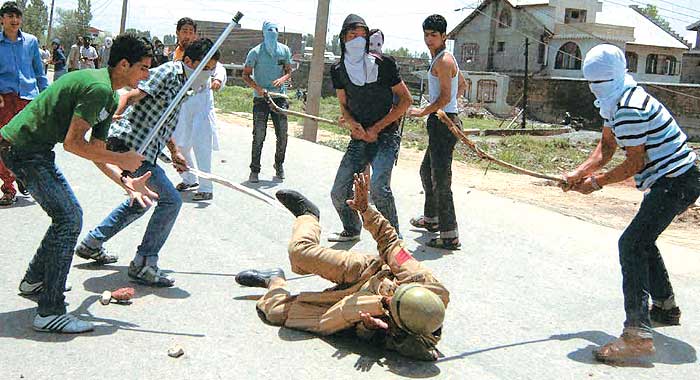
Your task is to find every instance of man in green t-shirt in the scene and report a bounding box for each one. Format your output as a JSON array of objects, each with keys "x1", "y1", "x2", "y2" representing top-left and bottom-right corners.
[{"x1": 0, "y1": 34, "x2": 157, "y2": 334}]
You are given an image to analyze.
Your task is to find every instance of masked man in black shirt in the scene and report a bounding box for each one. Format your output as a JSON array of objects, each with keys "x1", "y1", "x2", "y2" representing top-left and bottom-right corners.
[{"x1": 328, "y1": 14, "x2": 411, "y2": 242}]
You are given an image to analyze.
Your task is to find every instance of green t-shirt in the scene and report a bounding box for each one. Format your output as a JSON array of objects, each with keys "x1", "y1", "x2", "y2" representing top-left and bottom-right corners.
[{"x1": 0, "y1": 68, "x2": 118, "y2": 152}]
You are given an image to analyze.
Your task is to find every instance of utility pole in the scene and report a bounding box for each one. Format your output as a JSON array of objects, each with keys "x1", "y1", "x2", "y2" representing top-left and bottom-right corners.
[
  {"x1": 303, "y1": 0, "x2": 330, "y2": 142},
  {"x1": 521, "y1": 37, "x2": 529, "y2": 129},
  {"x1": 119, "y1": 0, "x2": 128, "y2": 34},
  {"x1": 46, "y1": 0, "x2": 55, "y2": 44}
]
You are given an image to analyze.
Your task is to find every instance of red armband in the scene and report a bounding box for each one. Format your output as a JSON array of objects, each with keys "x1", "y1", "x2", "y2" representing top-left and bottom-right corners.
[{"x1": 395, "y1": 248, "x2": 413, "y2": 266}]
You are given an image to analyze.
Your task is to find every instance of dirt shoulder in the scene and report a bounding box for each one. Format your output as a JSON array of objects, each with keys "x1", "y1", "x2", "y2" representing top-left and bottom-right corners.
[{"x1": 216, "y1": 111, "x2": 700, "y2": 249}]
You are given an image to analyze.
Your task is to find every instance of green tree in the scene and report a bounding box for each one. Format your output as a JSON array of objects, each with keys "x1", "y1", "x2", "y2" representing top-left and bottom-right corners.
[
  {"x1": 640, "y1": 5, "x2": 672, "y2": 30},
  {"x1": 325, "y1": 34, "x2": 340, "y2": 55},
  {"x1": 384, "y1": 46, "x2": 411, "y2": 58},
  {"x1": 53, "y1": 0, "x2": 91, "y2": 48},
  {"x1": 125, "y1": 28, "x2": 151, "y2": 40},
  {"x1": 163, "y1": 34, "x2": 177, "y2": 45},
  {"x1": 303, "y1": 33, "x2": 314, "y2": 48}
]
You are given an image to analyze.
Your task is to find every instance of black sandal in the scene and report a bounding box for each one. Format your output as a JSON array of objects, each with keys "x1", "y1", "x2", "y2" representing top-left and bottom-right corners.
[
  {"x1": 410, "y1": 216, "x2": 439, "y2": 232},
  {"x1": 175, "y1": 182, "x2": 198, "y2": 192},
  {"x1": 426, "y1": 237, "x2": 461, "y2": 250}
]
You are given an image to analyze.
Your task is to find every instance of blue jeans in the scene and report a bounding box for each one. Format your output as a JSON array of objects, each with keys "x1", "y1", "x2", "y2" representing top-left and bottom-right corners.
[
  {"x1": 1, "y1": 149, "x2": 81, "y2": 316},
  {"x1": 330, "y1": 130, "x2": 400, "y2": 235},
  {"x1": 82, "y1": 162, "x2": 182, "y2": 267},
  {"x1": 619, "y1": 165, "x2": 700, "y2": 337}
]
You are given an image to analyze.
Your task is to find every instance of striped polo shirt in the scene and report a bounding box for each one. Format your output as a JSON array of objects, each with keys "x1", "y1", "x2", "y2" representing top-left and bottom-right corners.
[{"x1": 605, "y1": 86, "x2": 697, "y2": 190}]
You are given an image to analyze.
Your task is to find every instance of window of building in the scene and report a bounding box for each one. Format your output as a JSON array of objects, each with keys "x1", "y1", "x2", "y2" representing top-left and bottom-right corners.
[
  {"x1": 499, "y1": 8, "x2": 512, "y2": 28},
  {"x1": 477, "y1": 80, "x2": 497, "y2": 103},
  {"x1": 461, "y1": 43, "x2": 479, "y2": 65},
  {"x1": 625, "y1": 52, "x2": 638, "y2": 73},
  {"x1": 565, "y1": 8, "x2": 587, "y2": 24},
  {"x1": 554, "y1": 42, "x2": 581, "y2": 70},
  {"x1": 497, "y1": 42, "x2": 505, "y2": 52},
  {"x1": 646, "y1": 54, "x2": 658, "y2": 74},
  {"x1": 665, "y1": 56, "x2": 678, "y2": 75}
]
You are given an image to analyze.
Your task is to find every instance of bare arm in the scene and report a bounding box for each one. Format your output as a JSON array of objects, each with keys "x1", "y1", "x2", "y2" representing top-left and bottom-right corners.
[
  {"x1": 63, "y1": 116, "x2": 142, "y2": 171},
  {"x1": 564, "y1": 127, "x2": 617, "y2": 186},
  {"x1": 457, "y1": 70, "x2": 467, "y2": 98},
  {"x1": 367, "y1": 81, "x2": 412, "y2": 135},
  {"x1": 411, "y1": 55, "x2": 455, "y2": 117},
  {"x1": 336, "y1": 89, "x2": 368, "y2": 140},
  {"x1": 271, "y1": 64, "x2": 292, "y2": 88},
  {"x1": 115, "y1": 89, "x2": 148, "y2": 116},
  {"x1": 242, "y1": 66, "x2": 263, "y2": 95}
]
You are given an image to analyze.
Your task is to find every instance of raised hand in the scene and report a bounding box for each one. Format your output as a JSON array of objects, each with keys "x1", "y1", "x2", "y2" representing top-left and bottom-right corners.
[
  {"x1": 359, "y1": 311, "x2": 388, "y2": 330},
  {"x1": 122, "y1": 171, "x2": 159, "y2": 208},
  {"x1": 346, "y1": 173, "x2": 369, "y2": 213}
]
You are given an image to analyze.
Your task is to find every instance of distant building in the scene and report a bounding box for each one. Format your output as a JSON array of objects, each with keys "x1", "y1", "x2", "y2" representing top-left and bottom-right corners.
[
  {"x1": 195, "y1": 20, "x2": 303, "y2": 65},
  {"x1": 448, "y1": 0, "x2": 690, "y2": 83},
  {"x1": 681, "y1": 20, "x2": 700, "y2": 84}
]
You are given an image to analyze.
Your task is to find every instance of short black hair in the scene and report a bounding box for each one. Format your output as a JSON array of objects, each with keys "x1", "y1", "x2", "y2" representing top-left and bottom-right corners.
[
  {"x1": 422, "y1": 14, "x2": 447, "y2": 34},
  {"x1": 177, "y1": 17, "x2": 197, "y2": 32},
  {"x1": 108, "y1": 33, "x2": 153, "y2": 68},
  {"x1": 184, "y1": 38, "x2": 220, "y2": 62},
  {"x1": 0, "y1": 1, "x2": 22, "y2": 17}
]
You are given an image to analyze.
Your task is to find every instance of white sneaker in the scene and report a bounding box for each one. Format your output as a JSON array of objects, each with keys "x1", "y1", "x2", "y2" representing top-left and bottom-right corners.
[
  {"x1": 19, "y1": 280, "x2": 72, "y2": 296},
  {"x1": 33, "y1": 314, "x2": 94, "y2": 333},
  {"x1": 327, "y1": 231, "x2": 361, "y2": 242}
]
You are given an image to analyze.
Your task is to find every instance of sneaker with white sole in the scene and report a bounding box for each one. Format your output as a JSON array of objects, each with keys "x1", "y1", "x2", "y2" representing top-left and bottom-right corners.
[
  {"x1": 33, "y1": 313, "x2": 94, "y2": 333},
  {"x1": 328, "y1": 230, "x2": 361, "y2": 242},
  {"x1": 19, "y1": 279, "x2": 72, "y2": 296}
]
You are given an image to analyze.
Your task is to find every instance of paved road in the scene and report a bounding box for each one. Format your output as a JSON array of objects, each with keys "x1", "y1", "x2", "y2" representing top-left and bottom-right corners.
[{"x1": 1, "y1": 120, "x2": 699, "y2": 379}]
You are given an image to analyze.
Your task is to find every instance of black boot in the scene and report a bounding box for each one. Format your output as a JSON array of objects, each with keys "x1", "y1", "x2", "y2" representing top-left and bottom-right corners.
[
  {"x1": 235, "y1": 268, "x2": 286, "y2": 288},
  {"x1": 650, "y1": 305, "x2": 681, "y2": 326},
  {"x1": 275, "y1": 190, "x2": 320, "y2": 219}
]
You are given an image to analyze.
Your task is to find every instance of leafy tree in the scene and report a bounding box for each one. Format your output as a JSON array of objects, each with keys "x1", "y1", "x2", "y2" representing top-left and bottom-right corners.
[
  {"x1": 640, "y1": 5, "x2": 672, "y2": 31},
  {"x1": 17, "y1": 0, "x2": 48, "y2": 41},
  {"x1": 325, "y1": 34, "x2": 341, "y2": 55},
  {"x1": 163, "y1": 34, "x2": 176, "y2": 45},
  {"x1": 303, "y1": 33, "x2": 314, "y2": 48},
  {"x1": 125, "y1": 28, "x2": 151, "y2": 40},
  {"x1": 53, "y1": 0, "x2": 91, "y2": 47}
]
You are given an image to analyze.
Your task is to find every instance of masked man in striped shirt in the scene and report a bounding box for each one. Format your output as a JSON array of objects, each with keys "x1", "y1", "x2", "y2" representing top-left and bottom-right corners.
[{"x1": 564, "y1": 44, "x2": 700, "y2": 362}]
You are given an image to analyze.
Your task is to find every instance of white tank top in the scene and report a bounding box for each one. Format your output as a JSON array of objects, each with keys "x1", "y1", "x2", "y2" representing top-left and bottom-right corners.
[{"x1": 428, "y1": 49, "x2": 459, "y2": 114}]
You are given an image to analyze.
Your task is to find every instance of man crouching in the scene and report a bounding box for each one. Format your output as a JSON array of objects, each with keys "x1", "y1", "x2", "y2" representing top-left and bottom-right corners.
[{"x1": 236, "y1": 173, "x2": 449, "y2": 361}]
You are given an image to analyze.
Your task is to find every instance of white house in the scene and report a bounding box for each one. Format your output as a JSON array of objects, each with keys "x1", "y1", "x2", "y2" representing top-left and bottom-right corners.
[{"x1": 448, "y1": 0, "x2": 690, "y2": 83}]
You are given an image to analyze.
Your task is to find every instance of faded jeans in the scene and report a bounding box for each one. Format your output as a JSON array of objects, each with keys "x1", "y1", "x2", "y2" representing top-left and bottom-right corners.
[
  {"x1": 250, "y1": 97, "x2": 288, "y2": 173},
  {"x1": 620, "y1": 165, "x2": 700, "y2": 337},
  {"x1": 81, "y1": 162, "x2": 182, "y2": 267},
  {"x1": 1, "y1": 149, "x2": 80, "y2": 316},
  {"x1": 419, "y1": 113, "x2": 460, "y2": 238},
  {"x1": 330, "y1": 129, "x2": 401, "y2": 235}
]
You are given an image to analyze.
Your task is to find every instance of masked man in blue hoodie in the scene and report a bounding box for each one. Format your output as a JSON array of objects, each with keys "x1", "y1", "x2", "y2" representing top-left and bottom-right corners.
[{"x1": 243, "y1": 21, "x2": 292, "y2": 183}]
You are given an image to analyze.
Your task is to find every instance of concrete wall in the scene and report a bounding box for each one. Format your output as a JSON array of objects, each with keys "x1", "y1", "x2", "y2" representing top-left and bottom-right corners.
[
  {"x1": 507, "y1": 75, "x2": 700, "y2": 140},
  {"x1": 195, "y1": 20, "x2": 303, "y2": 64},
  {"x1": 626, "y1": 44, "x2": 685, "y2": 84},
  {"x1": 681, "y1": 51, "x2": 700, "y2": 84}
]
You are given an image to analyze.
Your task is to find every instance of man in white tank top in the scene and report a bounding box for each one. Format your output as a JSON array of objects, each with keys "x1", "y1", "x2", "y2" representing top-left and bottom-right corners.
[{"x1": 408, "y1": 14, "x2": 466, "y2": 251}]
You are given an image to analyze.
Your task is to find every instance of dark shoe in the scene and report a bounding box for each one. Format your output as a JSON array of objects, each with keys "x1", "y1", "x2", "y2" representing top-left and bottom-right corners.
[
  {"x1": 249, "y1": 172, "x2": 259, "y2": 183},
  {"x1": 650, "y1": 305, "x2": 681, "y2": 326},
  {"x1": 410, "y1": 216, "x2": 439, "y2": 232},
  {"x1": 274, "y1": 164, "x2": 285, "y2": 180},
  {"x1": 426, "y1": 237, "x2": 461, "y2": 250},
  {"x1": 328, "y1": 230, "x2": 361, "y2": 242},
  {"x1": 128, "y1": 261, "x2": 174, "y2": 287},
  {"x1": 16, "y1": 180, "x2": 29, "y2": 195},
  {"x1": 175, "y1": 182, "x2": 198, "y2": 192},
  {"x1": 593, "y1": 332, "x2": 655, "y2": 362},
  {"x1": 275, "y1": 189, "x2": 320, "y2": 219},
  {"x1": 235, "y1": 268, "x2": 285, "y2": 288},
  {"x1": 192, "y1": 192, "x2": 213, "y2": 201},
  {"x1": 75, "y1": 243, "x2": 119, "y2": 265},
  {"x1": 0, "y1": 193, "x2": 16, "y2": 206}
]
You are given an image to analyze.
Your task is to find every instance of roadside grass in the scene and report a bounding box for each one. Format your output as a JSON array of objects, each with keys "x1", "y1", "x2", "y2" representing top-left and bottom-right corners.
[{"x1": 216, "y1": 86, "x2": 622, "y2": 176}]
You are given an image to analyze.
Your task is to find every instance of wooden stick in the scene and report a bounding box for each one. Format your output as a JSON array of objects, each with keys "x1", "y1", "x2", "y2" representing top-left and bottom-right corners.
[
  {"x1": 436, "y1": 110, "x2": 566, "y2": 184},
  {"x1": 265, "y1": 92, "x2": 340, "y2": 126}
]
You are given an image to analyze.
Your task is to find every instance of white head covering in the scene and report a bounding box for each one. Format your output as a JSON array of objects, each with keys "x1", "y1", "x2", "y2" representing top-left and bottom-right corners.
[
  {"x1": 343, "y1": 36, "x2": 379, "y2": 86},
  {"x1": 104, "y1": 36, "x2": 113, "y2": 49},
  {"x1": 369, "y1": 31, "x2": 383, "y2": 54},
  {"x1": 582, "y1": 44, "x2": 637, "y2": 121}
]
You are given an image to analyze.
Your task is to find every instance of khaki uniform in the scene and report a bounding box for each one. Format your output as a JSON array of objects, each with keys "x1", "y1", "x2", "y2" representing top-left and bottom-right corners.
[{"x1": 257, "y1": 207, "x2": 450, "y2": 337}]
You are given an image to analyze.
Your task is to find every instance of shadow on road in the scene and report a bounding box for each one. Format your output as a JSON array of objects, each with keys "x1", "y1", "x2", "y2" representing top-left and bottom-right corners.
[
  {"x1": 5, "y1": 195, "x2": 36, "y2": 208},
  {"x1": 275, "y1": 328, "x2": 441, "y2": 378},
  {"x1": 0, "y1": 295, "x2": 204, "y2": 341},
  {"x1": 409, "y1": 230, "x2": 455, "y2": 262},
  {"x1": 437, "y1": 330, "x2": 696, "y2": 368},
  {"x1": 76, "y1": 264, "x2": 191, "y2": 300}
]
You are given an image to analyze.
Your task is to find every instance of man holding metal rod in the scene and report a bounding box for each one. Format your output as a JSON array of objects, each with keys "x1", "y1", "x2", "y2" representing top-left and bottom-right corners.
[
  {"x1": 243, "y1": 21, "x2": 293, "y2": 183},
  {"x1": 0, "y1": 34, "x2": 155, "y2": 333},
  {"x1": 75, "y1": 38, "x2": 222, "y2": 287}
]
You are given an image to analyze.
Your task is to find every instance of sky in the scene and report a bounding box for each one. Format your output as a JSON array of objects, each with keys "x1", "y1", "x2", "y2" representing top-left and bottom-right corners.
[{"x1": 52, "y1": 0, "x2": 699, "y2": 52}]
